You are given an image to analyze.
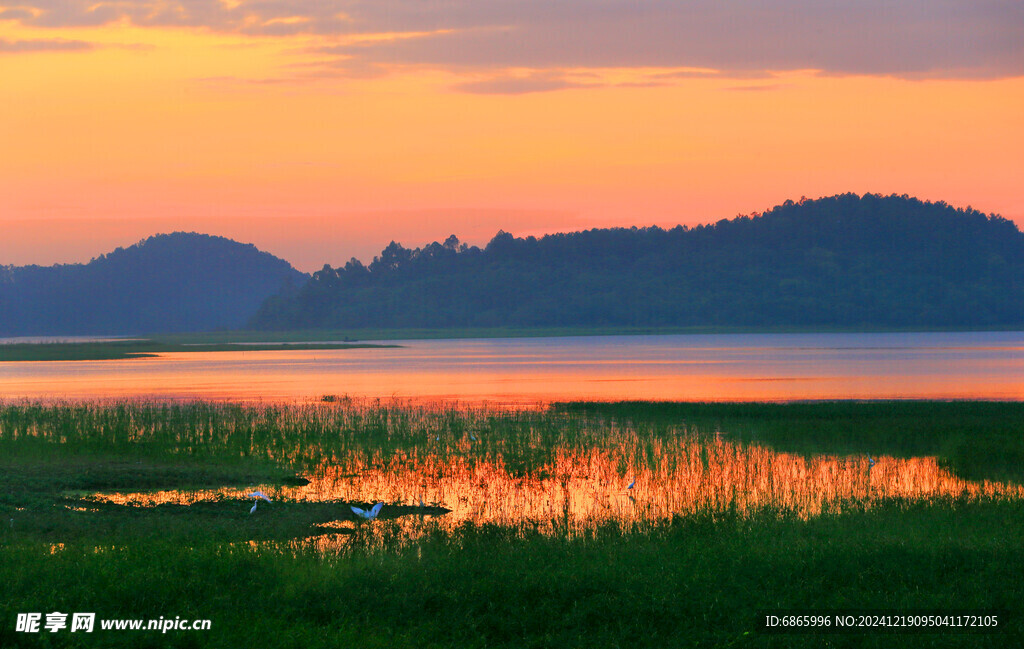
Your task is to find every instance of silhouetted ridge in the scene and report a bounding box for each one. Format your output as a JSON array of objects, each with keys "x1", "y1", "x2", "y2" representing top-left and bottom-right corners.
[
  {"x1": 250, "y1": 194, "x2": 1023, "y2": 330},
  {"x1": 0, "y1": 232, "x2": 307, "y2": 335}
]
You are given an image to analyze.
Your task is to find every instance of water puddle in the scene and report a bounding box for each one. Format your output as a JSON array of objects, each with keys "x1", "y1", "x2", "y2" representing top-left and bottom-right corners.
[{"x1": 77, "y1": 434, "x2": 1024, "y2": 550}]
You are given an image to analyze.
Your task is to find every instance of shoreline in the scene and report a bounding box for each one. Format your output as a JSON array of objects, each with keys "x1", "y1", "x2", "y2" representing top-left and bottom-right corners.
[{"x1": 161, "y1": 324, "x2": 1024, "y2": 344}]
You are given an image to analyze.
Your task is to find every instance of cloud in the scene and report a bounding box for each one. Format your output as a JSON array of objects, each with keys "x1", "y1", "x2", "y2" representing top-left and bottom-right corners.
[
  {"x1": 0, "y1": 8, "x2": 35, "y2": 20},
  {"x1": 724, "y1": 84, "x2": 790, "y2": 92},
  {"x1": 5, "y1": 1, "x2": 1023, "y2": 80},
  {"x1": 452, "y1": 71, "x2": 593, "y2": 95},
  {"x1": 0, "y1": 37, "x2": 93, "y2": 53},
  {"x1": 331, "y1": 1, "x2": 1024, "y2": 80}
]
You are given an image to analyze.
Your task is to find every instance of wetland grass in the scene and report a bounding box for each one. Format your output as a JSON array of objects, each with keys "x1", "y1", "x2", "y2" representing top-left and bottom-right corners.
[
  {"x1": 2, "y1": 500, "x2": 1021, "y2": 648},
  {"x1": 1, "y1": 400, "x2": 1022, "y2": 647},
  {"x1": 558, "y1": 401, "x2": 1024, "y2": 484}
]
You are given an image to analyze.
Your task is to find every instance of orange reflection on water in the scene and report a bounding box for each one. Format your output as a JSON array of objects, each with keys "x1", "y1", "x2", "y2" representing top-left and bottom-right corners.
[
  {"x1": 4, "y1": 332, "x2": 1023, "y2": 403},
  {"x1": 83, "y1": 489, "x2": 246, "y2": 507},
  {"x1": 5, "y1": 361, "x2": 1020, "y2": 402},
  {"x1": 84, "y1": 437, "x2": 1024, "y2": 549}
]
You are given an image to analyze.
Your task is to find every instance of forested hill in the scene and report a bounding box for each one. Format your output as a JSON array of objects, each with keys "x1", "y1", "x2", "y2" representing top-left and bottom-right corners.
[
  {"x1": 250, "y1": 194, "x2": 1024, "y2": 330},
  {"x1": 0, "y1": 233, "x2": 307, "y2": 335}
]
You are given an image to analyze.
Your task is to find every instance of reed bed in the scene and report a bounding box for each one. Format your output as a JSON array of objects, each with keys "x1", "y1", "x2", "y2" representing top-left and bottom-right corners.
[{"x1": 1, "y1": 400, "x2": 1022, "y2": 647}]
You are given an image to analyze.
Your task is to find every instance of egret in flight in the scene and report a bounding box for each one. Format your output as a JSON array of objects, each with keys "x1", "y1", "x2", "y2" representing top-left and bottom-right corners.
[
  {"x1": 351, "y1": 502, "x2": 384, "y2": 520},
  {"x1": 247, "y1": 491, "x2": 271, "y2": 514}
]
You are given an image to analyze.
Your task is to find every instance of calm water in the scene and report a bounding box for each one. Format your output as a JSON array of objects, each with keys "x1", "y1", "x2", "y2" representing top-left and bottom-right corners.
[{"x1": 3, "y1": 331, "x2": 1022, "y2": 403}]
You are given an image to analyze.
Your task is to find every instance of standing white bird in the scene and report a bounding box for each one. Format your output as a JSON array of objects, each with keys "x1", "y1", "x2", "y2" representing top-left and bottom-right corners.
[
  {"x1": 868, "y1": 456, "x2": 875, "y2": 468},
  {"x1": 351, "y1": 502, "x2": 385, "y2": 520},
  {"x1": 249, "y1": 501, "x2": 258, "y2": 514}
]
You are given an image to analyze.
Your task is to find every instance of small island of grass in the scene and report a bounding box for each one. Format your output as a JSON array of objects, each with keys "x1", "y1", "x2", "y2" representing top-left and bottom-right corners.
[{"x1": 0, "y1": 339, "x2": 401, "y2": 362}]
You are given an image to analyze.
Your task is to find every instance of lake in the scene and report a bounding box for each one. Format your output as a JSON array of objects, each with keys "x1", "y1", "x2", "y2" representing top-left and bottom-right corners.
[{"x1": 1, "y1": 331, "x2": 1021, "y2": 403}]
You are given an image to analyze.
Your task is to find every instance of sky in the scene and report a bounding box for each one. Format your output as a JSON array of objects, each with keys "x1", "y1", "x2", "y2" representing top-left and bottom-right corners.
[{"x1": 1, "y1": 0, "x2": 1022, "y2": 272}]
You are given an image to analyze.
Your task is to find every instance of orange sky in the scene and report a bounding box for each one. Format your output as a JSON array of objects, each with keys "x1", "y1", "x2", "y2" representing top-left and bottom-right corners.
[{"x1": 2, "y1": 3, "x2": 1022, "y2": 272}]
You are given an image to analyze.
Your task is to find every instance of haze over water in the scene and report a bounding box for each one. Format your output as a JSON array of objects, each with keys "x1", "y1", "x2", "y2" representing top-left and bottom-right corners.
[{"x1": 2, "y1": 331, "x2": 1020, "y2": 403}]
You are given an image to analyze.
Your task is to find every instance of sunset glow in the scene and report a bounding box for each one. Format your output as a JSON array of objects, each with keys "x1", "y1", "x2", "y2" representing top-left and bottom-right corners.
[
  {"x1": 2, "y1": 2, "x2": 1022, "y2": 271},
  {"x1": 3, "y1": 5, "x2": 1021, "y2": 637},
  {"x1": 86, "y1": 435, "x2": 1024, "y2": 546}
]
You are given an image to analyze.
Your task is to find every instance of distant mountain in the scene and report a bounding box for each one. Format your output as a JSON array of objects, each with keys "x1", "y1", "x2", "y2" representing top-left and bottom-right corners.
[
  {"x1": 250, "y1": 194, "x2": 1024, "y2": 330},
  {"x1": 0, "y1": 233, "x2": 307, "y2": 335}
]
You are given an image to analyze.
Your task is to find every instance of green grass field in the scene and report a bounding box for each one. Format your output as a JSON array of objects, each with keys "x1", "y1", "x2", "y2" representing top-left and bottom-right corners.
[{"x1": 1, "y1": 401, "x2": 1021, "y2": 647}]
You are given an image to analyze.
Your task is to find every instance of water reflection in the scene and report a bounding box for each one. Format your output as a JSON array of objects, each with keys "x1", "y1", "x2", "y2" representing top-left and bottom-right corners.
[
  {"x1": 4, "y1": 331, "x2": 1023, "y2": 402},
  {"x1": 83, "y1": 435, "x2": 1024, "y2": 549}
]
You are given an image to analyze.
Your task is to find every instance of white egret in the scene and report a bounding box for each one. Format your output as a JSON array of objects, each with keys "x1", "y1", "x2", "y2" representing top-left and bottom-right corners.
[
  {"x1": 868, "y1": 456, "x2": 876, "y2": 468},
  {"x1": 627, "y1": 478, "x2": 636, "y2": 490},
  {"x1": 247, "y1": 490, "x2": 271, "y2": 514},
  {"x1": 351, "y1": 502, "x2": 384, "y2": 520}
]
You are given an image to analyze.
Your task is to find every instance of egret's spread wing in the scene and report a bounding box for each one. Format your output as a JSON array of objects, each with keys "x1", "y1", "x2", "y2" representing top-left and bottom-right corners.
[
  {"x1": 369, "y1": 502, "x2": 384, "y2": 519},
  {"x1": 250, "y1": 491, "x2": 271, "y2": 502},
  {"x1": 351, "y1": 505, "x2": 366, "y2": 518}
]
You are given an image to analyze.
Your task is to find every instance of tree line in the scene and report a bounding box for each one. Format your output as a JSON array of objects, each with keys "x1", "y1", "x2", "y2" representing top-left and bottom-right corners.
[{"x1": 250, "y1": 193, "x2": 1024, "y2": 330}]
